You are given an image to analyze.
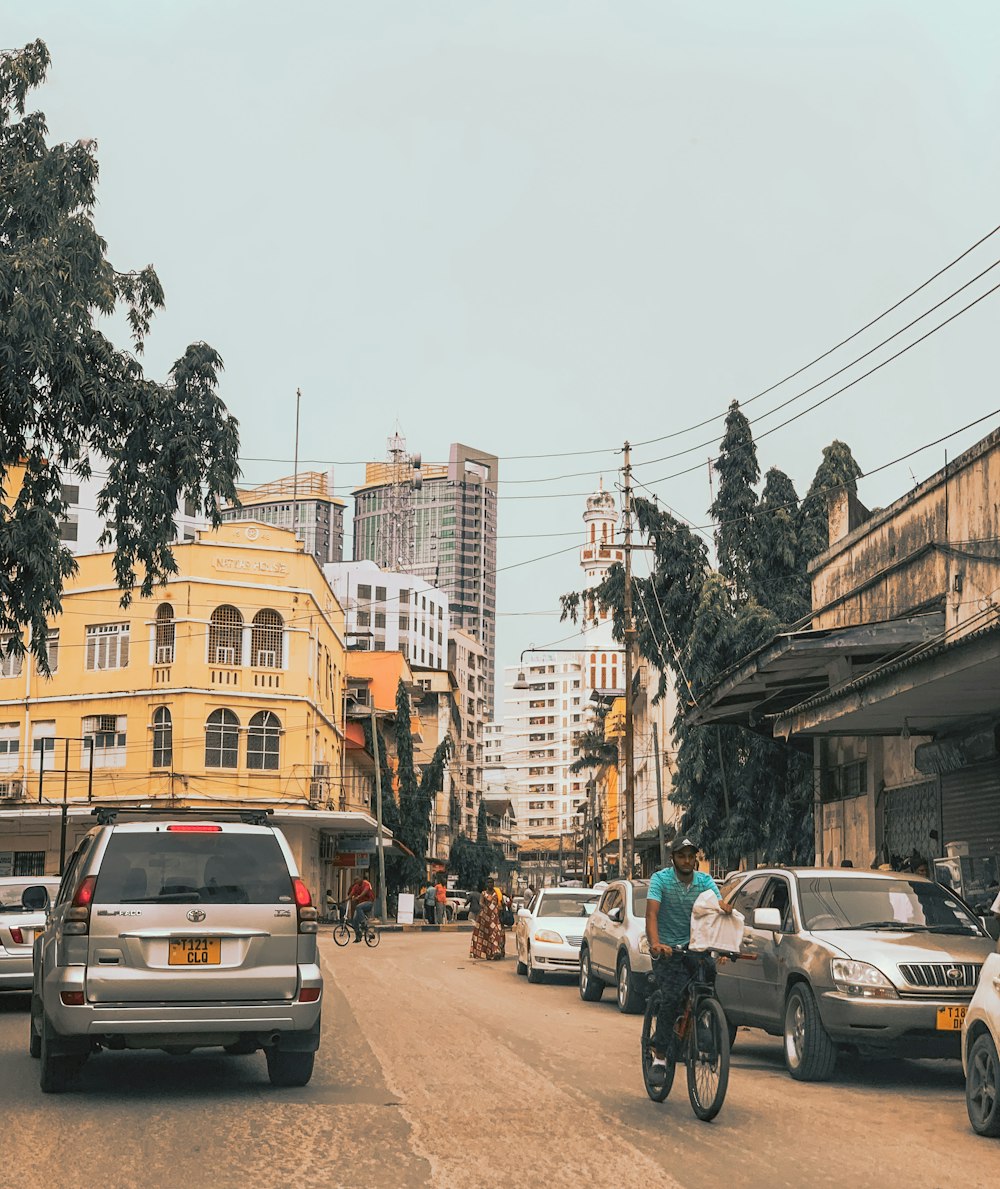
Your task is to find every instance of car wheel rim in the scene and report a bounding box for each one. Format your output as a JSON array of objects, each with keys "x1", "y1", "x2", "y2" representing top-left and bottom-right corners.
[
  {"x1": 618, "y1": 965, "x2": 628, "y2": 1007},
  {"x1": 581, "y1": 956, "x2": 590, "y2": 991},
  {"x1": 970, "y1": 1046, "x2": 998, "y2": 1124},
  {"x1": 785, "y1": 997, "x2": 805, "y2": 1067}
]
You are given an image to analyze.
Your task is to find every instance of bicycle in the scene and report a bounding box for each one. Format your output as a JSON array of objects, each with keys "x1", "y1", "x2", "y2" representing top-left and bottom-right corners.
[
  {"x1": 640, "y1": 945, "x2": 749, "y2": 1122},
  {"x1": 332, "y1": 917, "x2": 380, "y2": 947}
]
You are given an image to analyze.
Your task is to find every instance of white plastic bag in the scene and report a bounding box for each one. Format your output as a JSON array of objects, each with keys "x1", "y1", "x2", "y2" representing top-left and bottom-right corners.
[{"x1": 688, "y1": 889, "x2": 745, "y2": 952}]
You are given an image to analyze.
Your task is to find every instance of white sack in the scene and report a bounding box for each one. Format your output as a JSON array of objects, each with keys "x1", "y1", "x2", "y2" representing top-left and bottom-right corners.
[{"x1": 688, "y1": 889, "x2": 745, "y2": 953}]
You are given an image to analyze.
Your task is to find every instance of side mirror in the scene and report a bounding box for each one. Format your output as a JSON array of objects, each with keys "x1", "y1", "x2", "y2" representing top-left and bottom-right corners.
[
  {"x1": 607, "y1": 905, "x2": 623, "y2": 923},
  {"x1": 753, "y1": 907, "x2": 782, "y2": 932},
  {"x1": 21, "y1": 885, "x2": 50, "y2": 912},
  {"x1": 517, "y1": 907, "x2": 531, "y2": 919}
]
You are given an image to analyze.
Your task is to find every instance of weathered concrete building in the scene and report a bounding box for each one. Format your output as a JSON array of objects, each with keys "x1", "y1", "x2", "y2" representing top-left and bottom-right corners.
[{"x1": 692, "y1": 427, "x2": 1000, "y2": 908}]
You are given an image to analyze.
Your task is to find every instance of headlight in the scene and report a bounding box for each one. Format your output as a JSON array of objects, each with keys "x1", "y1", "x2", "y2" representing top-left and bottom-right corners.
[
  {"x1": 830, "y1": 959, "x2": 898, "y2": 999},
  {"x1": 533, "y1": 929, "x2": 564, "y2": 944},
  {"x1": 638, "y1": 935, "x2": 650, "y2": 955}
]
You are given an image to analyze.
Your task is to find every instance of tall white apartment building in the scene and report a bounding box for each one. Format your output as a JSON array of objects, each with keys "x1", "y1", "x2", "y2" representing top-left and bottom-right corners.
[
  {"x1": 55, "y1": 470, "x2": 206, "y2": 554},
  {"x1": 500, "y1": 655, "x2": 586, "y2": 838},
  {"x1": 323, "y1": 560, "x2": 449, "y2": 668},
  {"x1": 448, "y1": 629, "x2": 487, "y2": 836}
]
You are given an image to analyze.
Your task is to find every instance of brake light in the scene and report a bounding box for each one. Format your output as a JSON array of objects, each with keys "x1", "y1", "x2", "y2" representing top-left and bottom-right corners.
[
  {"x1": 9, "y1": 927, "x2": 24, "y2": 945},
  {"x1": 60, "y1": 991, "x2": 85, "y2": 1006},
  {"x1": 298, "y1": 986, "x2": 321, "y2": 1003},
  {"x1": 65, "y1": 875, "x2": 97, "y2": 935},
  {"x1": 167, "y1": 824, "x2": 222, "y2": 832},
  {"x1": 73, "y1": 876, "x2": 97, "y2": 909},
  {"x1": 292, "y1": 879, "x2": 312, "y2": 908},
  {"x1": 293, "y1": 878, "x2": 318, "y2": 934}
]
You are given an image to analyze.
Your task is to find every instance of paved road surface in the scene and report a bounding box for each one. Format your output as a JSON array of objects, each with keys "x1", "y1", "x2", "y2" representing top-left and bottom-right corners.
[{"x1": 0, "y1": 932, "x2": 991, "y2": 1188}]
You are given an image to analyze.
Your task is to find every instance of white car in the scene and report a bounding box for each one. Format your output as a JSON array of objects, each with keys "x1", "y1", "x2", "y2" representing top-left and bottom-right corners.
[
  {"x1": 514, "y1": 887, "x2": 600, "y2": 984},
  {"x1": 963, "y1": 950, "x2": 1000, "y2": 1136},
  {"x1": 0, "y1": 877, "x2": 61, "y2": 992}
]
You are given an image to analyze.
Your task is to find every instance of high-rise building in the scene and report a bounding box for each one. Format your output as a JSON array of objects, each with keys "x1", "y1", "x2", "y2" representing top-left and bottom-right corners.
[
  {"x1": 352, "y1": 441, "x2": 498, "y2": 714},
  {"x1": 221, "y1": 471, "x2": 345, "y2": 566}
]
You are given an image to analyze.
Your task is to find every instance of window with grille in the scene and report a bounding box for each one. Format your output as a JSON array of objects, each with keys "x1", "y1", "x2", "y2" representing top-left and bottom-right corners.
[
  {"x1": 247, "y1": 710, "x2": 281, "y2": 770},
  {"x1": 0, "y1": 636, "x2": 24, "y2": 679},
  {"x1": 251, "y1": 609, "x2": 282, "y2": 668},
  {"x1": 152, "y1": 707, "x2": 172, "y2": 768},
  {"x1": 82, "y1": 714, "x2": 127, "y2": 766},
  {"x1": 155, "y1": 604, "x2": 175, "y2": 664},
  {"x1": 205, "y1": 709, "x2": 240, "y2": 768},
  {"x1": 209, "y1": 606, "x2": 243, "y2": 666},
  {"x1": 85, "y1": 623, "x2": 130, "y2": 671},
  {"x1": 13, "y1": 851, "x2": 45, "y2": 877}
]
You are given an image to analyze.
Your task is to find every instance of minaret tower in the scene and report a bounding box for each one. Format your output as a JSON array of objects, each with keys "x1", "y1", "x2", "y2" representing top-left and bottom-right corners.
[{"x1": 580, "y1": 479, "x2": 623, "y2": 693}]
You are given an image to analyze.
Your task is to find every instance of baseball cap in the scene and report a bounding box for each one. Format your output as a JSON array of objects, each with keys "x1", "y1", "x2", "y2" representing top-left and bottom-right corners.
[{"x1": 671, "y1": 836, "x2": 698, "y2": 853}]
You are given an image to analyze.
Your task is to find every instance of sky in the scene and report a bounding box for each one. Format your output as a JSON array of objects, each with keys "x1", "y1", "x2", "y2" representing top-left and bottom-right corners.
[{"x1": 8, "y1": 1, "x2": 1000, "y2": 689}]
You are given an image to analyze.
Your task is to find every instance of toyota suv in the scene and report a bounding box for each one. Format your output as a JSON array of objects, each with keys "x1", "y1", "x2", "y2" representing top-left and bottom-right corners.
[
  {"x1": 31, "y1": 809, "x2": 322, "y2": 1093},
  {"x1": 715, "y1": 866, "x2": 994, "y2": 1082}
]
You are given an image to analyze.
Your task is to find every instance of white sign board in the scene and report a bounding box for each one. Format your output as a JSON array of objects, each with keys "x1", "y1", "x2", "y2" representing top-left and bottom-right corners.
[
  {"x1": 338, "y1": 835, "x2": 377, "y2": 854},
  {"x1": 396, "y1": 892, "x2": 415, "y2": 925}
]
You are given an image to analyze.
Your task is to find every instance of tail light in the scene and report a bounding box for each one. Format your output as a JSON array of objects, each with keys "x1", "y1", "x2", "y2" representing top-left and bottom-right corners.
[
  {"x1": 298, "y1": 986, "x2": 321, "y2": 1003},
  {"x1": 167, "y1": 824, "x2": 222, "y2": 832},
  {"x1": 292, "y1": 878, "x2": 318, "y2": 934},
  {"x1": 64, "y1": 875, "x2": 97, "y2": 935},
  {"x1": 9, "y1": 926, "x2": 24, "y2": 945}
]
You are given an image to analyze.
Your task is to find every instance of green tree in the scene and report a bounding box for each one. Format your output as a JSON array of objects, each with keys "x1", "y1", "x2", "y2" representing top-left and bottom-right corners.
[
  {"x1": 709, "y1": 401, "x2": 760, "y2": 601},
  {"x1": 750, "y1": 467, "x2": 809, "y2": 624},
  {"x1": 362, "y1": 714, "x2": 403, "y2": 896},
  {"x1": 0, "y1": 41, "x2": 240, "y2": 669},
  {"x1": 797, "y1": 440, "x2": 864, "y2": 565}
]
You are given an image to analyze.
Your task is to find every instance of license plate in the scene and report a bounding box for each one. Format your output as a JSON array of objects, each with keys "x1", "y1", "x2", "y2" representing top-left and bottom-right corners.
[
  {"x1": 936, "y1": 1005, "x2": 966, "y2": 1031},
  {"x1": 168, "y1": 937, "x2": 221, "y2": 966}
]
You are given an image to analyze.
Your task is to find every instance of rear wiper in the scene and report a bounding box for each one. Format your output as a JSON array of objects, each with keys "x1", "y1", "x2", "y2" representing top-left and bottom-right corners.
[{"x1": 924, "y1": 923, "x2": 978, "y2": 934}]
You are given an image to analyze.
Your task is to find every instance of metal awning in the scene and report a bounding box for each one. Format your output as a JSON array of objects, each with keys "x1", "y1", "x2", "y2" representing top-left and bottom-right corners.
[
  {"x1": 687, "y1": 613, "x2": 945, "y2": 730},
  {"x1": 773, "y1": 620, "x2": 1000, "y2": 740}
]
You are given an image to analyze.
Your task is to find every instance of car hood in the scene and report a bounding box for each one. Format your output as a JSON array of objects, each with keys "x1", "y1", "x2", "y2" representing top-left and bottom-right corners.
[
  {"x1": 809, "y1": 928, "x2": 994, "y2": 980},
  {"x1": 530, "y1": 914, "x2": 591, "y2": 936}
]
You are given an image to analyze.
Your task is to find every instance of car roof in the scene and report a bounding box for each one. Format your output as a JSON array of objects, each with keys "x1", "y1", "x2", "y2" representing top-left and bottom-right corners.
[
  {"x1": 539, "y1": 886, "x2": 599, "y2": 894},
  {"x1": 100, "y1": 820, "x2": 274, "y2": 835},
  {"x1": 730, "y1": 867, "x2": 936, "y2": 883}
]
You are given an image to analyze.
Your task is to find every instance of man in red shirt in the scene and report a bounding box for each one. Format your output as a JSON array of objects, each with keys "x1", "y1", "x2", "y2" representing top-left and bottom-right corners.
[{"x1": 347, "y1": 873, "x2": 375, "y2": 942}]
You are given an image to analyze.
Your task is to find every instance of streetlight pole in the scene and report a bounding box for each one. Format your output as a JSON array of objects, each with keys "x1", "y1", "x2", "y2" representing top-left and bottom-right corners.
[
  {"x1": 369, "y1": 700, "x2": 388, "y2": 923},
  {"x1": 622, "y1": 440, "x2": 636, "y2": 879}
]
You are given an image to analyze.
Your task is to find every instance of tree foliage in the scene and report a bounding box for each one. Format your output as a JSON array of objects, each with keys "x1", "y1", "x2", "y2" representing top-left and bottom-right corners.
[
  {"x1": 749, "y1": 467, "x2": 809, "y2": 623},
  {"x1": 392, "y1": 680, "x2": 452, "y2": 887},
  {"x1": 0, "y1": 40, "x2": 240, "y2": 667},
  {"x1": 709, "y1": 401, "x2": 759, "y2": 601},
  {"x1": 797, "y1": 440, "x2": 864, "y2": 565}
]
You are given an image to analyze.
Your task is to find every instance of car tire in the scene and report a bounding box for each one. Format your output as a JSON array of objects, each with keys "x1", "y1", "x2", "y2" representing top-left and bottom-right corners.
[
  {"x1": 526, "y1": 946, "x2": 545, "y2": 984},
  {"x1": 579, "y1": 948, "x2": 604, "y2": 1002},
  {"x1": 616, "y1": 954, "x2": 644, "y2": 1014},
  {"x1": 966, "y1": 1032, "x2": 1000, "y2": 1137},
  {"x1": 265, "y1": 1048, "x2": 315, "y2": 1088},
  {"x1": 783, "y1": 984, "x2": 837, "y2": 1082},
  {"x1": 39, "y1": 1015, "x2": 86, "y2": 1094},
  {"x1": 29, "y1": 993, "x2": 42, "y2": 1059},
  {"x1": 515, "y1": 947, "x2": 527, "y2": 976}
]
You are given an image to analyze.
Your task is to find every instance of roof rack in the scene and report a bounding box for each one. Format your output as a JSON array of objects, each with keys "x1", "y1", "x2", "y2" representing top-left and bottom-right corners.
[{"x1": 91, "y1": 806, "x2": 274, "y2": 827}]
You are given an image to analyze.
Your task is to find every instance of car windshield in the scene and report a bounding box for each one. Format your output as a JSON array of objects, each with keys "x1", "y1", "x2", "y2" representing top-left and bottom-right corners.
[
  {"x1": 536, "y1": 893, "x2": 599, "y2": 918},
  {"x1": 94, "y1": 833, "x2": 294, "y2": 905},
  {"x1": 0, "y1": 880, "x2": 60, "y2": 911},
  {"x1": 798, "y1": 876, "x2": 982, "y2": 934}
]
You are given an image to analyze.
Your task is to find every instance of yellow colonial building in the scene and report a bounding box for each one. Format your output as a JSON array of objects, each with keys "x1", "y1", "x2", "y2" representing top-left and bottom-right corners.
[{"x1": 0, "y1": 522, "x2": 371, "y2": 896}]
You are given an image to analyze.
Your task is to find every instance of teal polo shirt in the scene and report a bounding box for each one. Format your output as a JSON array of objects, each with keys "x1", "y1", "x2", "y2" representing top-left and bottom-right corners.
[{"x1": 647, "y1": 868, "x2": 721, "y2": 947}]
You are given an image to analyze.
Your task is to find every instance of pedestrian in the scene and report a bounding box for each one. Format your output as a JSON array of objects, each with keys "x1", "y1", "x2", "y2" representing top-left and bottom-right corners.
[
  {"x1": 434, "y1": 876, "x2": 448, "y2": 924},
  {"x1": 470, "y1": 876, "x2": 505, "y2": 961},
  {"x1": 422, "y1": 882, "x2": 436, "y2": 923},
  {"x1": 347, "y1": 872, "x2": 375, "y2": 942},
  {"x1": 466, "y1": 887, "x2": 482, "y2": 919}
]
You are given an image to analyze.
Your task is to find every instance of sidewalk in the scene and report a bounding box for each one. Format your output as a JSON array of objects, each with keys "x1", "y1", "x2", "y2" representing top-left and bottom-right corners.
[{"x1": 320, "y1": 920, "x2": 476, "y2": 934}]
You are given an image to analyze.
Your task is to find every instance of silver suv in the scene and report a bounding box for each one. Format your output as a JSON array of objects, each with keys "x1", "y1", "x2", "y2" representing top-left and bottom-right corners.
[
  {"x1": 579, "y1": 879, "x2": 651, "y2": 1013},
  {"x1": 31, "y1": 810, "x2": 322, "y2": 1093}
]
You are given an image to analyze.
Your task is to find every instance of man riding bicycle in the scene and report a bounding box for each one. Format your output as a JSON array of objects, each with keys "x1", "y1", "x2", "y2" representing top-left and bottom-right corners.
[{"x1": 645, "y1": 836, "x2": 734, "y2": 1086}]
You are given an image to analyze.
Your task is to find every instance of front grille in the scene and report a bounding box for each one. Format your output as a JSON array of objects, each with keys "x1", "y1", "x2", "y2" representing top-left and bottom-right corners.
[
  {"x1": 566, "y1": 935, "x2": 584, "y2": 948},
  {"x1": 898, "y1": 962, "x2": 981, "y2": 989}
]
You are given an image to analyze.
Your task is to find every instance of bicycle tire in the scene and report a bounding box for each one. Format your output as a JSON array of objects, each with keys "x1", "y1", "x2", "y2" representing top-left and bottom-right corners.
[
  {"x1": 332, "y1": 923, "x2": 352, "y2": 947},
  {"x1": 686, "y1": 995, "x2": 730, "y2": 1122},
  {"x1": 364, "y1": 927, "x2": 380, "y2": 948},
  {"x1": 640, "y1": 992, "x2": 676, "y2": 1102}
]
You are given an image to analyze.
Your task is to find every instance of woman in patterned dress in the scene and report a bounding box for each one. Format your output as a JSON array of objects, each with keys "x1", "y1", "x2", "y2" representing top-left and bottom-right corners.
[{"x1": 469, "y1": 877, "x2": 505, "y2": 960}]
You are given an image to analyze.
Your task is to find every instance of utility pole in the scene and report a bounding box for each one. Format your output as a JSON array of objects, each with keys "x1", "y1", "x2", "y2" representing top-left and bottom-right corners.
[
  {"x1": 652, "y1": 720, "x2": 666, "y2": 870},
  {"x1": 622, "y1": 440, "x2": 636, "y2": 878},
  {"x1": 369, "y1": 701, "x2": 388, "y2": 922},
  {"x1": 588, "y1": 779, "x2": 597, "y2": 885}
]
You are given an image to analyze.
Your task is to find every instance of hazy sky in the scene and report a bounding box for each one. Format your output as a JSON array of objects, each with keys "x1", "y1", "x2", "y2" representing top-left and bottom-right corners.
[{"x1": 9, "y1": 2, "x2": 1000, "y2": 682}]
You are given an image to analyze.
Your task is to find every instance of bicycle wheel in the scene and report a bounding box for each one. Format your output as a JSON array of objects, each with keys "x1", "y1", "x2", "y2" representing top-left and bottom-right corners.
[
  {"x1": 640, "y1": 993, "x2": 676, "y2": 1102},
  {"x1": 332, "y1": 923, "x2": 352, "y2": 947},
  {"x1": 686, "y1": 995, "x2": 730, "y2": 1122},
  {"x1": 364, "y1": 926, "x2": 380, "y2": 948}
]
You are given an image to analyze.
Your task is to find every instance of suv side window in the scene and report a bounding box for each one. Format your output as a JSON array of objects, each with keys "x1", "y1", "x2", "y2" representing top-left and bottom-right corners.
[
  {"x1": 55, "y1": 835, "x2": 95, "y2": 906},
  {"x1": 757, "y1": 877, "x2": 795, "y2": 932},
  {"x1": 599, "y1": 888, "x2": 621, "y2": 916},
  {"x1": 730, "y1": 875, "x2": 769, "y2": 919}
]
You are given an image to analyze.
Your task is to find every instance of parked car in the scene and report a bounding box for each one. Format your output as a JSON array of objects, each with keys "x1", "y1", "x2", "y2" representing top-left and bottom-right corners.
[
  {"x1": 714, "y1": 866, "x2": 995, "y2": 1082},
  {"x1": 446, "y1": 889, "x2": 472, "y2": 920},
  {"x1": 1, "y1": 877, "x2": 62, "y2": 992},
  {"x1": 579, "y1": 879, "x2": 650, "y2": 1013},
  {"x1": 514, "y1": 886, "x2": 599, "y2": 983},
  {"x1": 963, "y1": 950, "x2": 1000, "y2": 1136},
  {"x1": 31, "y1": 810, "x2": 322, "y2": 1092}
]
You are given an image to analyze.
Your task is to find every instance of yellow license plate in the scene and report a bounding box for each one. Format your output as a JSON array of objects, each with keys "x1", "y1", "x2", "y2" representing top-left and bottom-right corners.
[
  {"x1": 936, "y1": 1005, "x2": 966, "y2": 1031},
  {"x1": 168, "y1": 937, "x2": 221, "y2": 966}
]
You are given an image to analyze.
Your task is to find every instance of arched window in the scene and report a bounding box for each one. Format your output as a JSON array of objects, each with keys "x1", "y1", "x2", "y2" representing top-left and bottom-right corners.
[
  {"x1": 205, "y1": 709, "x2": 240, "y2": 768},
  {"x1": 155, "y1": 604, "x2": 175, "y2": 665},
  {"x1": 601, "y1": 522, "x2": 608, "y2": 542},
  {"x1": 152, "y1": 706, "x2": 172, "y2": 768},
  {"x1": 247, "y1": 710, "x2": 281, "y2": 770},
  {"x1": 209, "y1": 606, "x2": 243, "y2": 666},
  {"x1": 251, "y1": 609, "x2": 283, "y2": 668}
]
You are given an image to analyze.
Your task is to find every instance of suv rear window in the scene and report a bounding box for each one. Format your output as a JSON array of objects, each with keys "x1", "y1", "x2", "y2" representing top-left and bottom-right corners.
[{"x1": 95, "y1": 833, "x2": 293, "y2": 905}]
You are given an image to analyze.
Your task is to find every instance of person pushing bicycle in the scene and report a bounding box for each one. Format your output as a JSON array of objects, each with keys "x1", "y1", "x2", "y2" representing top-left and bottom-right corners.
[{"x1": 645, "y1": 836, "x2": 735, "y2": 1086}]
